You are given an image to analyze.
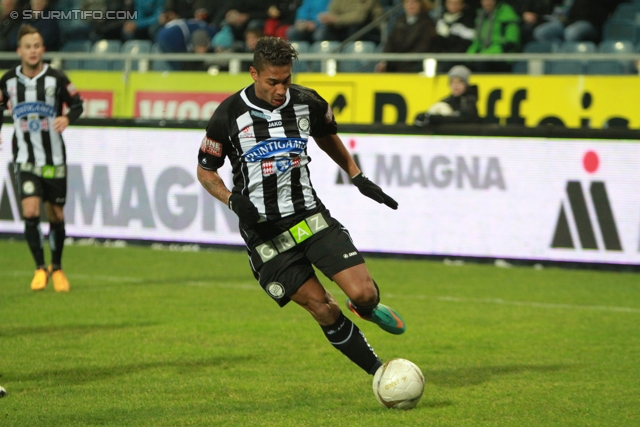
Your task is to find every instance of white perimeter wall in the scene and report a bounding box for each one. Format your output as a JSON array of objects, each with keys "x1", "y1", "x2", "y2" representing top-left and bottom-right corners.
[{"x1": 1, "y1": 126, "x2": 639, "y2": 265}]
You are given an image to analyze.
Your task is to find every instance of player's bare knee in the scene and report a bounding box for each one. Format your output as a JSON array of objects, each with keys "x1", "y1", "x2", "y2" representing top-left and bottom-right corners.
[{"x1": 349, "y1": 279, "x2": 379, "y2": 307}]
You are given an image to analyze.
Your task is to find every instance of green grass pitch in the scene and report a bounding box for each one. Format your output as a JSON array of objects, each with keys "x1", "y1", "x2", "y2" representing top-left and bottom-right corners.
[{"x1": 0, "y1": 239, "x2": 639, "y2": 426}]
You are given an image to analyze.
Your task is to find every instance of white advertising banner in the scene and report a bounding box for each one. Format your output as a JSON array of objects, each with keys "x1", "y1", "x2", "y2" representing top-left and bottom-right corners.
[{"x1": 1, "y1": 126, "x2": 639, "y2": 265}]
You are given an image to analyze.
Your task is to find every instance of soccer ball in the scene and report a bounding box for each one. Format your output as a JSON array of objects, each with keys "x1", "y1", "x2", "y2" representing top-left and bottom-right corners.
[{"x1": 372, "y1": 358, "x2": 425, "y2": 409}]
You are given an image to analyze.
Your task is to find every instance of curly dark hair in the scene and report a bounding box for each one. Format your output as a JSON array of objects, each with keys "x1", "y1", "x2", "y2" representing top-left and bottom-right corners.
[{"x1": 252, "y1": 37, "x2": 298, "y2": 72}]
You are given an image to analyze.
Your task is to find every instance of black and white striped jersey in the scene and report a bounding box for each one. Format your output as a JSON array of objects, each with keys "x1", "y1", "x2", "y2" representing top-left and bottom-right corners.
[
  {"x1": 0, "y1": 64, "x2": 84, "y2": 167},
  {"x1": 198, "y1": 83, "x2": 338, "y2": 222}
]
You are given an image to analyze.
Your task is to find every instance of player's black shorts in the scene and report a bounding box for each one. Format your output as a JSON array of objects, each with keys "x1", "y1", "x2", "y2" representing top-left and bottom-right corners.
[
  {"x1": 243, "y1": 207, "x2": 365, "y2": 307},
  {"x1": 15, "y1": 164, "x2": 67, "y2": 206}
]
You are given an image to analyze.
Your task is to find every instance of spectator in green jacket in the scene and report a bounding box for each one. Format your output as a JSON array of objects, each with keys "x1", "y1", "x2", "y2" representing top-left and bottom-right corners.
[{"x1": 467, "y1": 0, "x2": 520, "y2": 72}]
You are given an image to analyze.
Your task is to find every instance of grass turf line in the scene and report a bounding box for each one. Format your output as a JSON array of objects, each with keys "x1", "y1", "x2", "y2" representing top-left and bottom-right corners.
[{"x1": 0, "y1": 240, "x2": 639, "y2": 426}]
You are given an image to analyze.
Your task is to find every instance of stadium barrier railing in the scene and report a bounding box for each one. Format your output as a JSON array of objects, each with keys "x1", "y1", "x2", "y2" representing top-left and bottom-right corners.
[{"x1": 1, "y1": 51, "x2": 639, "y2": 76}]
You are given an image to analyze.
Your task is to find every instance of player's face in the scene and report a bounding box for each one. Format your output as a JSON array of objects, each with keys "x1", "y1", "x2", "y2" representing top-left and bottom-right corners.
[
  {"x1": 250, "y1": 64, "x2": 292, "y2": 108},
  {"x1": 17, "y1": 33, "x2": 45, "y2": 70}
]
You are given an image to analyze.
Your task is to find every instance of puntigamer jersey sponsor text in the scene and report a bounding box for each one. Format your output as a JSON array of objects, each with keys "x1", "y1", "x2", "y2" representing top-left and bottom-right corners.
[
  {"x1": 0, "y1": 64, "x2": 84, "y2": 166},
  {"x1": 198, "y1": 84, "x2": 337, "y2": 221}
]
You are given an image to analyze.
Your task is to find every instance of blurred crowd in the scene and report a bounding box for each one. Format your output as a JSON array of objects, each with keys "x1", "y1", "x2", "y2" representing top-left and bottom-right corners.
[{"x1": 0, "y1": 0, "x2": 632, "y2": 72}]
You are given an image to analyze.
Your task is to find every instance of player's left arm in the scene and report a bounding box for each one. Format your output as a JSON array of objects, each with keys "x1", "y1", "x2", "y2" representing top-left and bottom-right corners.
[
  {"x1": 314, "y1": 133, "x2": 361, "y2": 178},
  {"x1": 54, "y1": 73, "x2": 84, "y2": 133},
  {"x1": 315, "y1": 133, "x2": 398, "y2": 210}
]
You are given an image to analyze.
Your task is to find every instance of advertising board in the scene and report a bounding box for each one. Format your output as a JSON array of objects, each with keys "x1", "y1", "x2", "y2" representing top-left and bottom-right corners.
[{"x1": 1, "y1": 126, "x2": 638, "y2": 265}]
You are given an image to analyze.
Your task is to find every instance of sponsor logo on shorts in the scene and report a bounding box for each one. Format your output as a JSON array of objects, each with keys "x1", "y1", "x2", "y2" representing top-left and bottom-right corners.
[
  {"x1": 343, "y1": 251, "x2": 358, "y2": 259},
  {"x1": 22, "y1": 181, "x2": 35, "y2": 195},
  {"x1": 266, "y1": 282, "x2": 285, "y2": 299}
]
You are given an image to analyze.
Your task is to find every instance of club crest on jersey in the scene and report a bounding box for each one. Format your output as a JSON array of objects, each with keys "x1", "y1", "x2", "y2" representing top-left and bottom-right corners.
[
  {"x1": 45, "y1": 86, "x2": 56, "y2": 97},
  {"x1": 200, "y1": 136, "x2": 222, "y2": 157},
  {"x1": 297, "y1": 116, "x2": 310, "y2": 132},
  {"x1": 243, "y1": 137, "x2": 307, "y2": 162},
  {"x1": 250, "y1": 110, "x2": 271, "y2": 120}
]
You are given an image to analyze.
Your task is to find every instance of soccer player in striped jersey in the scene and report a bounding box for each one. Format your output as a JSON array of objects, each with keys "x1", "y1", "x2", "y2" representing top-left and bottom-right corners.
[
  {"x1": 0, "y1": 25, "x2": 84, "y2": 292},
  {"x1": 197, "y1": 37, "x2": 404, "y2": 376}
]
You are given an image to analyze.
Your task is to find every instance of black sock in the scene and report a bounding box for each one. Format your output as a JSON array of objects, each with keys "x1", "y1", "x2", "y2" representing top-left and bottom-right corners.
[
  {"x1": 321, "y1": 312, "x2": 382, "y2": 375},
  {"x1": 350, "y1": 280, "x2": 381, "y2": 318},
  {"x1": 49, "y1": 221, "x2": 66, "y2": 269},
  {"x1": 24, "y1": 216, "x2": 45, "y2": 268}
]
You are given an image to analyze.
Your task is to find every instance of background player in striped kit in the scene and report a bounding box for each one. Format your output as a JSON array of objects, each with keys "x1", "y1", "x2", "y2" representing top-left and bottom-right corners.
[
  {"x1": 0, "y1": 25, "x2": 84, "y2": 292},
  {"x1": 197, "y1": 37, "x2": 404, "y2": 377}
]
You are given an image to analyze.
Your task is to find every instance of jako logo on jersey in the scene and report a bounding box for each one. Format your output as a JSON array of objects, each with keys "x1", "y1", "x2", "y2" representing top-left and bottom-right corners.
[
  {"x1": 250, "y1": 110, "x2": 271, "y2": 120},
  {"x1": 243, "y1": 138, "x2": 307, "y2": 162},
  {"x1": 551, "y1": 151, "x2": 622, "y2": 251},
  {"x1": 268, "y1": 120, "x2": 283, "y2": 128},
  {"x1": 13, "y1": 102, "x2": 56, "y2": 119}
]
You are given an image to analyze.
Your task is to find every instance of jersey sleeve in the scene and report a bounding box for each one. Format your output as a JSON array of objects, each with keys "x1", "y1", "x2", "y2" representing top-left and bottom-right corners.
[
  {"x1": 197, "y1": 107, "x2": 231, "y2": 171},
  {"x1": 58, "y1": 71, "x2": 84, "y2": 122},
  {"x1": 307, "y1": 89, "x2": 338, "y2": 139}
]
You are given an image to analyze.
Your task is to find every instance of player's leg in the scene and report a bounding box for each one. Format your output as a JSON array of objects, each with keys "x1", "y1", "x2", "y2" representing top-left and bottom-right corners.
[
  {"x1": 333, "y1": 265, "x2": 406, "y2": 335},
  {"x1": 44, "y1": 202, "x2": 69, "y2": 292},
  {"x1": 18, "y1": 170, "x2": 48, "y2": 290},
  {"x1": 289, "y1": 275, "x2": 382, "y2": 375},
  {"x1": 43, "y1": 176, "x2": 69, "y2": 292},
  {"x1": 21, "y1": 195, "x2": 48, "y2": 290},
  {"x1": 247, "y1": 237, "x2": 382, "y2": 375},
  {"x1": 305, "y1": 213, "x2": 405, "y2": 335},
  {"x1": 45, "y1": 202, "x2": 65, "y2": 268}
]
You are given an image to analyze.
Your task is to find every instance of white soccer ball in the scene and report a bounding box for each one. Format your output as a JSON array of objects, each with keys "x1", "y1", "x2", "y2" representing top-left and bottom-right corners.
[{"x1": 372, "y1": 358, "x2": 425, "y2": 409}]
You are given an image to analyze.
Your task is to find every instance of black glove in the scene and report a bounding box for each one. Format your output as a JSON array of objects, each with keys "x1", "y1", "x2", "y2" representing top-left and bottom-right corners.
[
  {"x1": 352, "y1": 173, "x2": 398, "y2": 210},
  {"x1": 228, "y1": 194, "x2": 260, "y2": 226},
  {"x1": 414, "y1": 112, "x2": 430, "y2": 127}
]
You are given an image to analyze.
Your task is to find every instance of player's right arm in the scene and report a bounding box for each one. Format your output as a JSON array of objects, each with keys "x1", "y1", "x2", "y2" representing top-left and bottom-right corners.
[
  {"x1": 197, "y1": 166, "x2": 231, "y2": 206},
  {"x1": 197, "y1": 107, "x2": 260, "y2": 226}
]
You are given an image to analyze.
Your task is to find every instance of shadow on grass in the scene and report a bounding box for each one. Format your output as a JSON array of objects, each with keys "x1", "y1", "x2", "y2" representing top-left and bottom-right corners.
[
  {"x1": 424, "y1": 364, "x2": 570, "y2": 388},
  {"x1": 0, "y1": 322, "x2": 158, "y2": 337},
  {"x1": 13, "y1": 355, "x2": 255, "y2": 386}
]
